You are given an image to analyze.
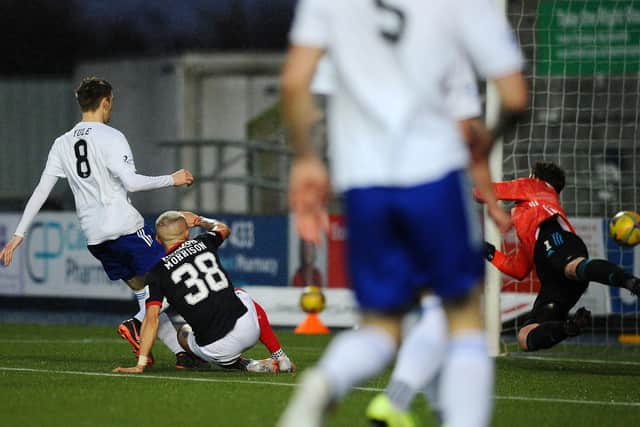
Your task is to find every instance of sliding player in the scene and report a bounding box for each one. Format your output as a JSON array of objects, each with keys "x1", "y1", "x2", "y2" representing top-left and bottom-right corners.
[
  {"x1": 479, "y1": 161, "x2": 640, "y2": 351},
  {"x1": 0, "y1": 77, "x2": 195, "y2": 367},
  {"x1": 113, "y1": 211, "x2": 295, "y2": 373}
]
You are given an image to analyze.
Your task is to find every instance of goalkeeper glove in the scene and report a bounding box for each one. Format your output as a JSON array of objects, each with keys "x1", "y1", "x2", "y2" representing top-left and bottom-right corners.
[{"x1": 484, "y1": 242, "x2": 496, "y2": 261}]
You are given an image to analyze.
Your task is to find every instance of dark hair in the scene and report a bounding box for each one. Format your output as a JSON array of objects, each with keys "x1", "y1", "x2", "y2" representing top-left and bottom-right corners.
[
  {"x1": 532, "y1": 161, "x2": 565, "y2": 194},
  {"x1": 75, "y1": 77, "x2": 112, "y2": 112}
]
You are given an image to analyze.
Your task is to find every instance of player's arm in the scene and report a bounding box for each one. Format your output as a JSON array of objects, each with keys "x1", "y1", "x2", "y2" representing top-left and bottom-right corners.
[
  {"x1": 281, "y1": 46, "x2": 330, "y2": 245},
  {"x1": 116, "y1": 167, "x2": 194, "y2": 191},
  {"x1": 458, "y1": 115, "x2": 511, "y2": 231},
  {"x1": 466, "y1": 148, "x2": 511, "y2": 232},
  {"x1": 107, "y1": 135, "x2": 193, "y2": 191},
  {"x1": 490, "y1": 74, "x2": 529, "y2": 142},
  {"x1": 473, "y1": 179, "x2": 530, "y2": 204},
  {"x1": 180, "y1": 211, "x2": 231, "y2": 241},
  {"x1": 281, "y1": 0, "x2": 331, "y2": 245},
  {"x1": 484, "y1": 241, "x2": 533, "y2": 280},
  {"x1": 447, "y1": 54, "x2": 511, "y2": 232},
  {"x1": 112, "y1": 305, "x2": 160, "y2": 374},
  {"x1": 1, "y1": 170, "x2": 59, "y2": 267}
]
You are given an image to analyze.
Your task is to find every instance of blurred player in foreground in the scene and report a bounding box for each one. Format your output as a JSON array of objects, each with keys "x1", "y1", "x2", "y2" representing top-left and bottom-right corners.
[
  {"x1": 113, "y1": 211, "x2": 295, "y2": 374},
  {"x1": 479, "y1": 161, "x2": 640, "y2": 352},
  {"x1": 278, "y1": 1, "x2": 527, "y2": 426},
  {"x1": 364, "y1": 50, "x2": 509, "y2": 426},
  {"x1": 0, "y1": 77, "x2": 195, "y2": 368}
]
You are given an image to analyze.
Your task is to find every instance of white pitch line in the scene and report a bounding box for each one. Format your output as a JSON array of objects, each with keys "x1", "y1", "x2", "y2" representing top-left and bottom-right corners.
[
  {"x1": 0, "y1": 338, "x2": 122, "y2": 344},
  {"x1": 1, "y1": 366, "x2": 638, "y2": 407},
  {"x1": 493, "y1": 395, "x2": 640, "y2": 407},
  {"x1": 4, "y1": 339, "x2": 639, "y2": 365},
  {"x1": 506, "y1": 355, "x2": 640, "y2": 366},
  {"x1": 0, "y1": 339, "x2": 323, "y2": 352}
]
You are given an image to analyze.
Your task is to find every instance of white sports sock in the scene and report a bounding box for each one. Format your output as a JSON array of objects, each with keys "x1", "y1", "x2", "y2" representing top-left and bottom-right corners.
[
  {"x1": 318, "y1": 326, "x2": 396, "y2": 399},
  {"x1": 133, "y1": 287, "x2": 148, "y2": 322},
  {"x1": 423, "y1": 372, "x2": 443, "y2": 424},
  {"x1": 439, "y1": 331, "x2": 494, "y2": 427},
  {"x1": 157, "y1": 312, "x2": 183, "y2": 354},
  {"x1": 386, "y1": 296, "x2": 447, "y2": 411}
]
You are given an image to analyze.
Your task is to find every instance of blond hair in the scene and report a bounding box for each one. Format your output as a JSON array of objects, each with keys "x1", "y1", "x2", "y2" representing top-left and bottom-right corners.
[{"x1": 155, "y1": 210, "x2": 188, "y2": 245}]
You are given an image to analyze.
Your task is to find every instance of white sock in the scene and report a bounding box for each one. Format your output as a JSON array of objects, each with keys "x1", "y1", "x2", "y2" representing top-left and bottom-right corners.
[
  {"x1": 157, "y1": 312, "x2": 183, "y2": 354},
  {"x1": 386, "y1": 296, "x2": 447, "y2": 411},
  {"x1": 133, "y1": 287, "x2": 148, "y2": 322},
  {"x1": 423, "y1": 371, "x2": 443, "y2": 424},
  {"x1": 439, "y1": 331, "x2": 494, "y2": 427},
  {"x1": 318, "y1": 326, "x2": 396, "y2": 399}
]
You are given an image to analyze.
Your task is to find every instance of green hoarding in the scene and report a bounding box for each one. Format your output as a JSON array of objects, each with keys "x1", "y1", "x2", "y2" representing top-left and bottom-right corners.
[{"x1": 537, "y1": 1, "x2": 640, "y2": 75}]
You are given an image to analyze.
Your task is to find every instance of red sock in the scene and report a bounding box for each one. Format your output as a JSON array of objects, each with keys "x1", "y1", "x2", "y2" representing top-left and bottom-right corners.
[{"x1": 253, "y1": 301, "x2": 282, "y2": 353}]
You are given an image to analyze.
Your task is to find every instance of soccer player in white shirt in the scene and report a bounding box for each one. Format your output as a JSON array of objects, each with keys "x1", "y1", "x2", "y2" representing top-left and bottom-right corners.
[
  {"x1": 365, "y1": 52, "x2": 505, "y2": 426},
  {"x1": 0, "y1": 77, "x2": 195, "y2": 367},
  {"x1": 278, "y1": 1, "x2": 528, "y2": 427}
]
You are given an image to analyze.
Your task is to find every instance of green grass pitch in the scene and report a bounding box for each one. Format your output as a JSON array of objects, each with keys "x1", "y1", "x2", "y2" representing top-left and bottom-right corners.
[{"x1": 0, "y1": 323, "x2": 638, "y2": 426}]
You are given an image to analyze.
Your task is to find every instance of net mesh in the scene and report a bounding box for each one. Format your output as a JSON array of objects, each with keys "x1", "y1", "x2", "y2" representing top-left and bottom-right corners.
[
  {"x1": 503, "y1": 0, "x2": 640, "y2": 352},
  {"x1": 500, "y1": 0, "x2": 640, "y2": 352}
]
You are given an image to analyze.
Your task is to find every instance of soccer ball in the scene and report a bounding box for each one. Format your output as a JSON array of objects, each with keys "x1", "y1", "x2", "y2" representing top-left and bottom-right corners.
[
  {"x1": 299, "y1": 286, "x2": 326, "y2": 313},
  {"x1": 609, "y1": 211, "x2": 640, "y2": 247}
]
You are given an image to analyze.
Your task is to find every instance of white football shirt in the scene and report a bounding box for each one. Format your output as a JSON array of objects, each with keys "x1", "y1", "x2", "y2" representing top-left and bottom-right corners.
[
  {"x1": 42, "y1": 122, "x2": 172, "y2": 244},
  {"x1": 445, "y1": 53, "x2": 481, "y2": 121},
  {"x1": 314, "y1": 52, "x2": 481, "y2": 121},
  {"x1": 290, "y1": 0, "x2": 523, "y2": 190}
]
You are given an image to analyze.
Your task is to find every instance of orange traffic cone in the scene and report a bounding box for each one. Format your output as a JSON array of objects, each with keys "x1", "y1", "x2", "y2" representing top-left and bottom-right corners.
[{"x1": 294, "y1": 312, "x2": 330, "y2": 334}]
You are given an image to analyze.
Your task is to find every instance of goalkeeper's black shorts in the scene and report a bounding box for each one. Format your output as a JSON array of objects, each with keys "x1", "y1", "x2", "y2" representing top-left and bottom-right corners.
[{"x1": 523, "y1": 220, "x2": 590, "y2": 326}]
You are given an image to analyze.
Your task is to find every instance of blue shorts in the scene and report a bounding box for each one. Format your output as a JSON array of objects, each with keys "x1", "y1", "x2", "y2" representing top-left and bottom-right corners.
[
  {"x1": 87, "y1": 225, "x2": 165, "y2": 281},
  {"x1": 345, "y1": 169, "x2": 485, "y2": 313}
]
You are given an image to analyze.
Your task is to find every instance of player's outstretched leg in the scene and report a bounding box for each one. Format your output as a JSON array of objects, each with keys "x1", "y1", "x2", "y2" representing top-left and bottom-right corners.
[
  {"x1": 519, "y1": 306, "x2": 591, "y2": 351},
  {"x1": 365, "y1": 295, "x2": 446, "y2": 426},
  {"x1": 278, "y1": 325, "x2": 397, "y2": 427},
  {"x1": 573, "y1": 258, "x2": 640, "y2": 296},
  {"x1": 253, "y1": 299, "x2": 296, "y2": 372},
  {"x1": 439, "y1": 286, "x2": 494, "y2": 427}
]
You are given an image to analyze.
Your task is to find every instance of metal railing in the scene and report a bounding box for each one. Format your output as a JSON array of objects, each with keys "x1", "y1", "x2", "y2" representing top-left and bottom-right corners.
[{"x1": 158, "y1": 138, "x2": 293, "y2": 214}]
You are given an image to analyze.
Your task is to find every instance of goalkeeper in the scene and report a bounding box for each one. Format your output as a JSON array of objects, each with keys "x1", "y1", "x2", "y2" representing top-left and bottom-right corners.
[{"x1": 478, "y1": 161, "x2": 640, "y2": 351}]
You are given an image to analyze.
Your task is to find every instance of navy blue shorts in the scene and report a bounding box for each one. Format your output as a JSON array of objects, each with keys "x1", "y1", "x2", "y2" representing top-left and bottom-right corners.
[
  {"x1": 345, "y1": 169, "x2": 485, "y2": 313},
  {"x1": 87, "y1": 226, "x2": 165, "y2": 281}
]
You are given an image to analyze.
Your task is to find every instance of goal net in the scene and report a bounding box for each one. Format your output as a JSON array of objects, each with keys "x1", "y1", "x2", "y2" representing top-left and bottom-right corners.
[{"x1": 495, "y1": 0, "x2": 640, "y2": 354}]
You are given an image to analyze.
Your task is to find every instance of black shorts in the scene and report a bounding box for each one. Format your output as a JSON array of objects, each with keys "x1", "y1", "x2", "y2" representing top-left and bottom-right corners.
[{"x1": 524, "y1": 219, "x2": 590, "y2": 325}]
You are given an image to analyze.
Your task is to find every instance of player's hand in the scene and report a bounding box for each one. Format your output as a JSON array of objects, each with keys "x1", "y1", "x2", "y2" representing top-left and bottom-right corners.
[
  {"x1": 112, "y1": 365, "x2": 145, "y2": 374},
  {"x1": 289, "y1": 155, "x2": 329, "y2": 244},
  {"x1": 171, "y1": 169, "x2": 194, "y2": 187},
  {"x1": 484, "y1": 242, "x2": 496, "y2": 261},
  {"x1": 0, "y1": 235, "x2": 24, "y2": 267},
  {"x1": 180, "y1": 211, "x2": 201, "y2": 228},
  {"x1": 487, "y1": 203, "x2": 512, "y2": 233}
]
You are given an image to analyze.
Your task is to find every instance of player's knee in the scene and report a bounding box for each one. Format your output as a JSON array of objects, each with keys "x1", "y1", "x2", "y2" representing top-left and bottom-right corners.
[
  {"x1": 564, "y1": 257, "x2": 586, "y2": 280},
  {"x1": 442, "y1": 284, "x2": 483, "y2": 333},
  {"x1": 360, "y1": 313, "x2": 403, "y2": 344},
  {"x1": 177, "y1": 324, "x2": 192, "y2": 351},
  {"x1": 517, "y1": 324, "x2": 538, "y2": 351},
  {"x1": 125, "y1": 275, "x2": 145, "y2": 291}
]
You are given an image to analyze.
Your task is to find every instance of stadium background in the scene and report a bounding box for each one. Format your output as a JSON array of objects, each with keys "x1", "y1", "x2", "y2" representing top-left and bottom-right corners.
[
  {"x1": 1, "y1": 0, "x2": 638, "y2": 336},
  {"x1": 1, "y1": 1, "x2": 640, "y2": 426}
]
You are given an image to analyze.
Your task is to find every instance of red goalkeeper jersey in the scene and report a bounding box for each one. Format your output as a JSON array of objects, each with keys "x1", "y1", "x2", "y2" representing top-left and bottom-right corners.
[{"x1": 475, "y1": 177, "x2": 575, "y2": 279}]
